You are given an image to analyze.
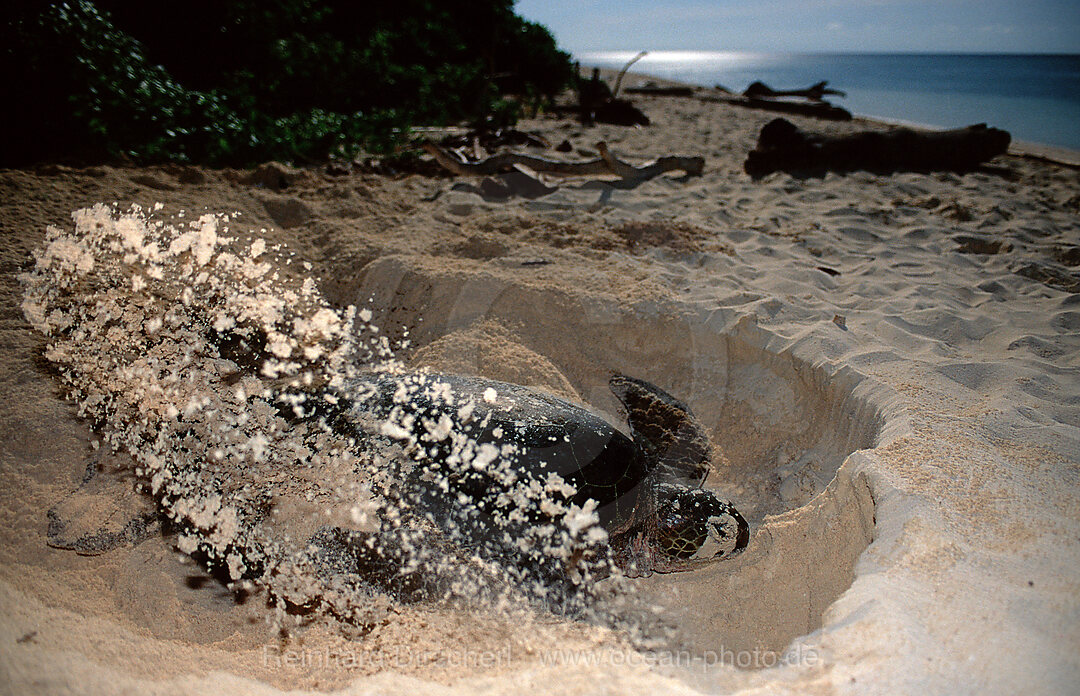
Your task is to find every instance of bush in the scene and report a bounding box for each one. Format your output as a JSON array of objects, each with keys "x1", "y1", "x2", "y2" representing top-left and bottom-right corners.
[{"x1": 2, "y1": 0, "x2": 573, "y2": 166}]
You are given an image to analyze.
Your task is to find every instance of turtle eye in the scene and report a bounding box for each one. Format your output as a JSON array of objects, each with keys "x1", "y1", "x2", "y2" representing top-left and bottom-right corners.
[
  {"x1": 655, "y1": 490, "x2": 708, "y2": 559},
  {"x1": 656, "y1": 511, "x2": 705, "y2": 559}
]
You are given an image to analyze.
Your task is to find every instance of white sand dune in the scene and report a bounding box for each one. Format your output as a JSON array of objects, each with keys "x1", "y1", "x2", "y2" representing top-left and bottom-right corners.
[{"x1": 1, "y1": 81, "x2": 1078, "y2": 694}]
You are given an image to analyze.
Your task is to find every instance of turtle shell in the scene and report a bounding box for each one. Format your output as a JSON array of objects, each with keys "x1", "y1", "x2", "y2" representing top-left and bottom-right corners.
[
  {"x1": 356, "y1": 372, "x2": 652, "y2": 535},
  {"x1": 338, "y1": 370, "x2": 747, "y2": 577}
]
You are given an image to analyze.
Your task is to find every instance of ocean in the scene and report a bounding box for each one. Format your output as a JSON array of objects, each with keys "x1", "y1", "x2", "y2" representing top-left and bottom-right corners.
[{"x1": 577, "y1": 52, "x2": 1080, "y2": 151}]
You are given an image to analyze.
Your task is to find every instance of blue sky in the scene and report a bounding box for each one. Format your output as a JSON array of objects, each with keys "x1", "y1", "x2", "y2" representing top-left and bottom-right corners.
[{"x1": 515, "y1": 0, "x2": 1080, "y2": 54}]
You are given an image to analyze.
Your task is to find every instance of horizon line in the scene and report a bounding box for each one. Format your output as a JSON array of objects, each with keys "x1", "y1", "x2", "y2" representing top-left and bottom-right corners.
[{"x1": 573, "y1": 49, "x2": 1080, "y2": 57}]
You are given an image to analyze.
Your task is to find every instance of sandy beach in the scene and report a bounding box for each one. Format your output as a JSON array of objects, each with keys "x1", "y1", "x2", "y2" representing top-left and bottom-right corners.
[{"x1": 1, "y1": 74, "x2": 1078, "y2": 695}]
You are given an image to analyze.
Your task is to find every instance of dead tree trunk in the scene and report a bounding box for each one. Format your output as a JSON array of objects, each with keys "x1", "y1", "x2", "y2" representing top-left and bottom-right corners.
[{"x1": 744, "y1": 118, "x2": 1011, "y2": 177}]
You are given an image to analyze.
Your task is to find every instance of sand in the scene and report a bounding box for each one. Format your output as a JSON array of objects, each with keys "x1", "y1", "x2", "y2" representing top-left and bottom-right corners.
[{"x1": 1, "y1": 75, "x2": 1078, "y2": 695}]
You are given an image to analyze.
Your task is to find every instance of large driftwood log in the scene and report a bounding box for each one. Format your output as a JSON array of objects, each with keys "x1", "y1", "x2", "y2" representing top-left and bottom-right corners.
[
  {"x1": 744, "y1": 80, "x2": 846, "y2": 101},
  {"x1": 421, "y1": 141, "x2": 703, "y2": 181},
  {"x1": 744, "y1": 118, "x2": 1011, "y2": 177}
]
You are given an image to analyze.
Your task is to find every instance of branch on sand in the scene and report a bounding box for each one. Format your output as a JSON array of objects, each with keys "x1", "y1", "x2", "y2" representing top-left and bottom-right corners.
[
  {"x1": 421, "y1": 141, "x2": 704, "y2": 182},
  {"x1": 612, "y1": 51, "x2": 648, "y2": 98}
]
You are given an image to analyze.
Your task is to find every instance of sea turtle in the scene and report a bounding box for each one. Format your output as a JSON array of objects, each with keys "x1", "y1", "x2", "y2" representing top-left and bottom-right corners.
[
  {"x1": 45, "y1": 368, "x2": 748, "y2": 582},
  {"x1": 341, "y1": 371, "x2": 749, "y2": 577}
]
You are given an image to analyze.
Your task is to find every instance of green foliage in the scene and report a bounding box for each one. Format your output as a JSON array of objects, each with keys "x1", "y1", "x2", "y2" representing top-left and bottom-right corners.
[{"x1": 2, "y1": 0, "x2": 573, "y2": 166}]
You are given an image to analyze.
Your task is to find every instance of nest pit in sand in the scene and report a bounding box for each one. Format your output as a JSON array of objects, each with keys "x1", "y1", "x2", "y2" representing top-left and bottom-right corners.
[{"x1": 358, "y1": 254, "x2": 904, "y2": 659}]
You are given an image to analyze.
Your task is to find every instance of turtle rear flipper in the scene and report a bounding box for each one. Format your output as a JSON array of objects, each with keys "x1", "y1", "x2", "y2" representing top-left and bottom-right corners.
[
  {"x1": 608, "y1": 374, "x2": 713, "y2": 486},
  {"x1": 47, "y1": 454, "x2": 161, "y2": 556}
]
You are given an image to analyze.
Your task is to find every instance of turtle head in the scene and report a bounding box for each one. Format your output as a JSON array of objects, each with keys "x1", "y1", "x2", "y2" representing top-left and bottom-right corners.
[{"x1": 654, "y1": 484, "x2": 749, "y2": 563}]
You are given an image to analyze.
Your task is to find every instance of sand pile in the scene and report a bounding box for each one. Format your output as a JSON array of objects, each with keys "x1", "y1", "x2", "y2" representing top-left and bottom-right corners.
[{"x1": 1, "y1": 81, "x2": 1078, "y2": 694}]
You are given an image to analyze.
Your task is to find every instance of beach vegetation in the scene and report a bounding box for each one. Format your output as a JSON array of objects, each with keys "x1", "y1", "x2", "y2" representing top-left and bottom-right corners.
[{"x1": 2, "y1": 0, "x2": 574, "y2": 166}]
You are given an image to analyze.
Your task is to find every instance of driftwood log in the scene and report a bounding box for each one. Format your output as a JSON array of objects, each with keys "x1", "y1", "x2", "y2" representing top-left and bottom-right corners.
[
  {"x1": 575, "y1": 67, "x2": 650, "y2": 126},
  {"x1": 744, "y1": 118, "x2": 1012, "y2": 177},
  {"x1": 625, "y1": 83, "x2": 696, "y2": 97},
  {"x1": 744, "y1": 80, "x2": 846, "y2": 101},
  {"x1": 439, "y1": 128, "x2": 550, "y2": 151},
  {"x1": 421, "y1": 141, "x2": 703, "y2": 181},
  {"x1": 550, "y1": 101, "x2": 651, "y2": 126},
  {"x1": 592, "y1": 99, "x2": 650, "y2": 126},
  {"x1": 702, "y1": 93, "x2": 852, "y2": 121}
]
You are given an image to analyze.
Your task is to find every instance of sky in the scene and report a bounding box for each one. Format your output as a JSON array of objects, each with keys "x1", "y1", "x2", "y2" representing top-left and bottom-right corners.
[{"x1": 515, "y1": 0, "x2": 1080, "y2": 54}]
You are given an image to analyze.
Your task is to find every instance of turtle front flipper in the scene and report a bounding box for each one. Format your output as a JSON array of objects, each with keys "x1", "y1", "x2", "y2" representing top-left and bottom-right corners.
[{"x1": 608, "y1": 374, "x2": 713, "y2": 486}]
